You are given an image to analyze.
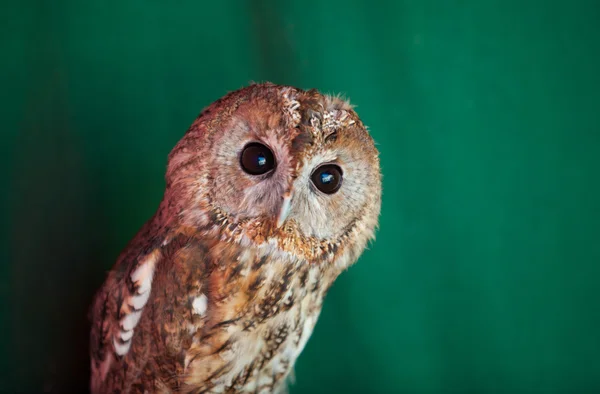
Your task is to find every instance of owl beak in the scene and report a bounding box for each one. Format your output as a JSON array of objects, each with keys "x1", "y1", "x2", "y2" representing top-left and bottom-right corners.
[{"x1": 276, "y1": 191, "x2": 293, "y2": 228}]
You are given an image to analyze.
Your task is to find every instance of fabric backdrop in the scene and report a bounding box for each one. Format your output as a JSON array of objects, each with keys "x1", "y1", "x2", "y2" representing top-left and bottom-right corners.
[{"x1": 2, "y1": 1, "x2": 599, "y2": 392}]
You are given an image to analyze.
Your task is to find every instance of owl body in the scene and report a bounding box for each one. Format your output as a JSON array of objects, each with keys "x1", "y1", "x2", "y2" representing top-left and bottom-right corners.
[{"x1": 90, "y1": 83, "x2": 381, "y2": 393}]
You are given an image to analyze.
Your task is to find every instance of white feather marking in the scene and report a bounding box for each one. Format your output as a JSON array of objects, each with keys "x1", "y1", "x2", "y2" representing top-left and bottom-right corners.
[
  {"x1": 101, "y1": 251, "x2": 163, "y2": 372},
  {"x1": 129, "y1": 289, "x2": 151, "y2": 310},
  {"x1": 271, "y1": 356, "x2": 288, "y2": 375},
  {"x1": 187, "y1": 323, "x2": 196, "y2": 335},
  {"x1": 295, "y1": 316, "x2": 315, "y2": 357},
  {"x1": 113, "y1": 336, "x2": 132, "y2": 356},
  {"x1": 120, "y1": 329, "x2": 134, "y2": 341},
  {"x1": 192, "y1": 294, "x2": 208, "y2": 316},
  {"x1": 130, "y1": 252, "x2": 159, "y2": 294},
  {"x1": 184, "y1": 353, "x2": 193, "y2": 371},
  {"x1": 120, "y1": 309, "x2": 142, "y2": 331},
  {"x1": 307, "y1": 267, "x2": 319, "y2": 289},
  {"x1": 135, "y1": 269, "x2": 153, "y2": 294},
  {"x1": 226, "y1": 324, "x2": 238, "y2": 334},
  {"x1": 257, "y1": 374, "x2": 273, "y2": 386}
]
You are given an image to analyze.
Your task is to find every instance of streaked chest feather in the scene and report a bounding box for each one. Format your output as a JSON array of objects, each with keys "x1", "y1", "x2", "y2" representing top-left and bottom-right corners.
[{"x1": 154, "y1": 242, "x2": 335, "y2": 393}]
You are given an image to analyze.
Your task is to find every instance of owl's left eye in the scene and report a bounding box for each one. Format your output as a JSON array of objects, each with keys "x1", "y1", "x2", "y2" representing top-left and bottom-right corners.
[
  {"x1": 311, "y1": 164, "x2": 343, "y2": 194},
  {"x1": 240, "y1": 143, "x2": 276, "y2": 175}
]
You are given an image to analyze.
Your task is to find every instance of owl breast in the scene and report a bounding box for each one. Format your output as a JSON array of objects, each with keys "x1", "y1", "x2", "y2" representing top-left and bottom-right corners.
[{"x1": 150, "y1": 237, "x2": 336, "y2": 393}]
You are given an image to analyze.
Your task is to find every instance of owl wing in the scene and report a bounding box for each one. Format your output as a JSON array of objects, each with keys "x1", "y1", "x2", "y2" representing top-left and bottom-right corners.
[{"x1": 89, "y1": 215, "x2": 172, "y2": 393}]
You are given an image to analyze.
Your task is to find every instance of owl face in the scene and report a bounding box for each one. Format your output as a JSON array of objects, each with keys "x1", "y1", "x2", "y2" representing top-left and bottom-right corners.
[{"x1": 166, "y1": 84, "x2": 381, "y2": 262}]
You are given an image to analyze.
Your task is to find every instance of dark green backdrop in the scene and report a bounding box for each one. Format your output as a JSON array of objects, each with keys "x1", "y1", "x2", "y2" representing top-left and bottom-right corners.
[{"x1": 2, "y1": 1, "x2": 600, "y2": 392}]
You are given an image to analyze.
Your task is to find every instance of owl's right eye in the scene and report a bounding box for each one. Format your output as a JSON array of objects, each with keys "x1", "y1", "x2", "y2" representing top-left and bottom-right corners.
[{"x1": 240, "y1": 143, "x2": 276, "y2": 175}]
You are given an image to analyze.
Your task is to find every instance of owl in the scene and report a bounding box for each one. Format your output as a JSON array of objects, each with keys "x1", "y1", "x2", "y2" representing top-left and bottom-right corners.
[{"x1": 89, "y1": 83, "x2": 381, "y2": 393}]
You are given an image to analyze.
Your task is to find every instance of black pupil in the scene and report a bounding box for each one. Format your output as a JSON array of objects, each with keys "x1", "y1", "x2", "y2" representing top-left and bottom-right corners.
[
  {"x1": 312, "y1": 164, "x2": 343, "y2": 194},
  {"x1": 240, "y1": 143, "x2": 275, "y2": 175}
]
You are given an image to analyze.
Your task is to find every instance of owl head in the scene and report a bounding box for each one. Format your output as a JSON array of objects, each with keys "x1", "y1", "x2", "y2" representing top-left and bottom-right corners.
[{"x1": 164, "y1": 83, "x2": 381, "y2": 267}]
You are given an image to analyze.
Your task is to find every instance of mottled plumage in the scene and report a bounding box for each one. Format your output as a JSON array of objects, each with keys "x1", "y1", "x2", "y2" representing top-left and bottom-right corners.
[{"x1": 90, "y1": 83, "x2": 381, "y2": 393}]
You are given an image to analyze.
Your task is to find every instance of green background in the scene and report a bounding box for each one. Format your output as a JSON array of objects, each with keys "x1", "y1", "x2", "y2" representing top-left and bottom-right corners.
[{"x1": 2, "y1": 1, "x2": 600, "y2": 392}]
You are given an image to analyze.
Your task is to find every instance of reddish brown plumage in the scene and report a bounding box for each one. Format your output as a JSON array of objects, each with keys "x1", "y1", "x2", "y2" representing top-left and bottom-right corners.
[{"x1": 90, "y1": 83, "x2": 381, "y2": 393}]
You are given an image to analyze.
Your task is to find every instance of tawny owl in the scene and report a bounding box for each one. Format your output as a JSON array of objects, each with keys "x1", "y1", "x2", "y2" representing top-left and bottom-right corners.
[{"x1": 89, "y1": 83, "x2": 381, "y2": 393}]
